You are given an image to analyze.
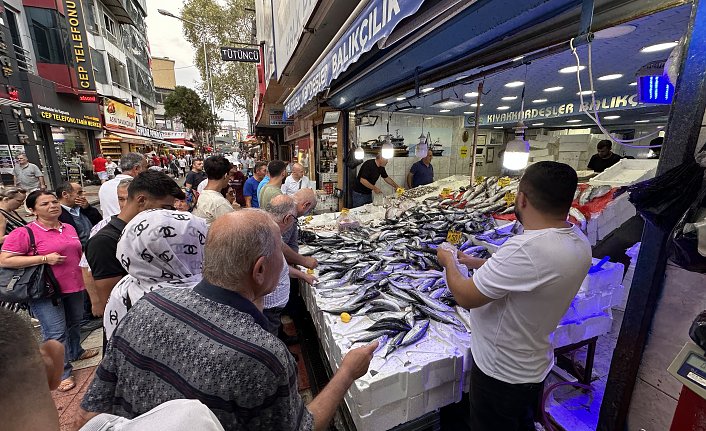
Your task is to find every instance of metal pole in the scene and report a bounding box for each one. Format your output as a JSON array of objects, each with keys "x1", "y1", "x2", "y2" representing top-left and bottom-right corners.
[
  {"x1": 470, "y1": 81, "x2": 484, "y2": 184},
  {"x1": 598, "y1": 0, "x2": 706, "y2": 429}
]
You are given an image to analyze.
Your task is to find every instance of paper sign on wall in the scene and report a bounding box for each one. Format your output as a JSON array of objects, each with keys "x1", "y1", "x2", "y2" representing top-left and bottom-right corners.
[{"x1": 459, "y1": 146, "x2": 468, "y2": 159}]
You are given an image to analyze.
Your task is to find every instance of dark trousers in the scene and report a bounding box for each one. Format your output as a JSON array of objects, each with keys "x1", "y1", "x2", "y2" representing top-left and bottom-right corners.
[
  {"x1": 469, "y1": 365, "x2": 544, "y2": 431},
  {"x1": 351, "y1": 190, "x2": 373, "y2": 208},
  {"x1": 262, "y1": 306, "x2": 285, "y2": 336}
]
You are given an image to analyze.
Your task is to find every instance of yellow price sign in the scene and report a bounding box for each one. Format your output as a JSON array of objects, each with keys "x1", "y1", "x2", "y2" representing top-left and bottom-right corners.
[
  {"x1": 474, "y1": 176, "x2": 486, "y2": 186},
  {"x1": 504, "y1": 191, "x2": 517, "y2": 205},
  {"x1": 396, "y1": 187, "x2": 405, "y2": 197},
  {"x1": 340, "y1": 208, "x2": 350, "y2": 215},
  {"x1": 440, "y1": 187, "x2": 452, "y2": 198},
  {"x1": 304, "y1": 215, "x2": 313, "y2": 224},
  {"x1": 498, "y1": 176, "x2": 512, "y2": 188},
  {"x1": 446, "y1": 230, "x2": 463, "y2": 245}
]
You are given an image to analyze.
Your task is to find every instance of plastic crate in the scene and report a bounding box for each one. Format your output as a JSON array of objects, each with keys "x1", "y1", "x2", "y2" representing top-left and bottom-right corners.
[{"x1": 589, "y1": 159, "x2": 659, "y2": 187}]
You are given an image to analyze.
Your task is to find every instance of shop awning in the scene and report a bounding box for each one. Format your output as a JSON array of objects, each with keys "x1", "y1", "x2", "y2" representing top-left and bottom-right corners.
[
  {"x1": 283, "y1": 0, "x2": 427, "y2": 119},
  {"x1": 110, "y1": 132, "x2": 152, "y2": 145},
  {"x1": 0, "y1": 98, "x2": 31, "y2": 108}
]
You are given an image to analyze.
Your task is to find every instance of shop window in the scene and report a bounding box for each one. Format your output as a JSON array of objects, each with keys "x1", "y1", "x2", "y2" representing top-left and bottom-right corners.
[
  {"x1": 90, "y1": 48, "x2": 108, "y2": 84},
  {"x1": 26, "y1": 7, "x2": 68, "y2": 65},
  {"x1": 108, "y1": 54, "x2": 129, "y2": 89},
  {"x1": 53, "y1": 126, "x2": 95, "y2": 184}
]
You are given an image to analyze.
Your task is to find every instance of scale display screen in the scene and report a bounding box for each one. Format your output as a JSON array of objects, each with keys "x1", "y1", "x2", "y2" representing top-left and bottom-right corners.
[
  {"x1": 637, "y1": 75, "x2": 674, "y2": 104},
  {"x1": 677, "y1": 353, "x2": 706, "y2": 389}
]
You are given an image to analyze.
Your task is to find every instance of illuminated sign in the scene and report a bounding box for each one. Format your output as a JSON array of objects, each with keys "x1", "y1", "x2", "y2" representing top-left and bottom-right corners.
[
  {"x1": 220, "y1": 47, "x2": 261, "y2": 63},
  {"x1": 63, "y1": 0, "x2": 96, "y2": 91},
  {"x1": 36, "y1": 104, "x2": 101, "y2": 128},
  {"x1": 6, "y1": 85, "x2": 18, "y2": 101},
  {"x1": 637, "y1": 75, "x2": 674, "y2": 104},
  {"x1": 79, "y1": 94, "x2": 97, "y2": 103},
  {"x1": 103, "y1": 98, "x2": 137, "y2": 133}
]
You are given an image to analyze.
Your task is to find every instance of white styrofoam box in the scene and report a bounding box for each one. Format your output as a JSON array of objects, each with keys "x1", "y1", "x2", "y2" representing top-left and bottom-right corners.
[
  {"x1": 532, "y1": 155, "x2": 557, "y2": 162},
  {"x1": 559, "y1": 142, "x2": 590, "y2": 152},
  {"x1": 611, "y1": 285, "x2": 627, "y2": 309},
  {"x1": 552, "y1": 324, "x2": 573, "y2": 349},
  {"x1": 589, "y1": 159, "x2": 659, "y2": 187},
  {"x1": 580, "y1": 313, "x2": 613, "y2": 340},
  {"x1": 579, "y1": 258, "x2": 625, "y2": 294},
  {"x1": 559, "y1": 134, "x2": 592, "y2": 143},
  {"x1": 597, "y1": 217, "x2": 618, "y2": 241},
  {"x1": 558, "y1": 151, "x2": 584, "y2": 160},
  {"x1": 530, "y1": 148, "x2": 550, "y2": 157}
]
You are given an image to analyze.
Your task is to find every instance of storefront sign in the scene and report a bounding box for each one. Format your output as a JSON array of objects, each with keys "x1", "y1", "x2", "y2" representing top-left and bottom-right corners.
[
  {"x1": 284, "y1": 117, "x2": 312, "y2": 141},
  {"x1": 284, "y1": 0, "x2": 426, "y2": 119},
  {"x1": 136, "y1": 125, "x2": 165, "y2": 139},
  {"x1": 103, "y1": 98, "x2": 137, "y2": 133},
  {"x1": 220, "y1": 46, "x2": 261, "y2": 63},
  {"x1": 79, "y1": 94, "x2": 97, "y2": 102},
  {"x1": 481, "y1": 94, "x2": 641, "y2": 124},
  {"x1": 161, "y1": 130, "x2": 186, "y2": 140},
  {"x1": 270, "y1": 109, "x2": 293, "y2": 126},
  {"x1": 37, "y1": 104, "x2": 100, "y2": 128},
  {"x1": 62, "y1": 0, "x2": 96, "y2": 91}
]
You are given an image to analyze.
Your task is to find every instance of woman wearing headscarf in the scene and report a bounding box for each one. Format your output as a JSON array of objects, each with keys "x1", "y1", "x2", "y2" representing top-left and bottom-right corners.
[
  {"x1": 103, "y1": 209, "x2": 207, "y2": 340},
  {"x1": 0, "y1": 186, "x2": 27, "y2": 244}
]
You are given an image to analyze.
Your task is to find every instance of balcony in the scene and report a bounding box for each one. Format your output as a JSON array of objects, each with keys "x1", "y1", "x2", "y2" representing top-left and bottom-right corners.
[{"x1": 13, "y1": 44, "x2": 34, "y2": 74}]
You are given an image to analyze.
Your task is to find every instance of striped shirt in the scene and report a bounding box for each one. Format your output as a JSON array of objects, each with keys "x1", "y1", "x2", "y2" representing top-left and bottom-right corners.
[{"x1": 81, "y1": 280, "x2": 313, "y2": 431}]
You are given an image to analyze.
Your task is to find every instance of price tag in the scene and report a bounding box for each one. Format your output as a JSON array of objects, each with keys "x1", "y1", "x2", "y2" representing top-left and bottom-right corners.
[
  {"x1": 474, "y1": 176, "x2": 486, "y2": 186},
  {"x1": 504, "y1": 191, "x2": 516, "y2": 205},
  {"x1": 341, "y1": 208, "x2": 350, "y2": 215},
  {"x1": 498, "y1": 176, "x2": 512, "y2": 188},
  {"x1": 446, "y1": 230, "x2": 463, "y2": 245},
  {"x1": 440, "y1": 187, "x2": 452, "y2": 198},
  {"x1": 396, "y1": 187, "x2": 405, "y2": 197},
  {"x1": 304, "y1": 216, "x2": 313, "y2": 224}
]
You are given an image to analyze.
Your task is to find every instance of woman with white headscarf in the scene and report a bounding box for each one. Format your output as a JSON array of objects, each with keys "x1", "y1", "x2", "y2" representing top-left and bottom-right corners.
[{"x1": 104, "y1": 209, "x2": 207, "y2": 340}]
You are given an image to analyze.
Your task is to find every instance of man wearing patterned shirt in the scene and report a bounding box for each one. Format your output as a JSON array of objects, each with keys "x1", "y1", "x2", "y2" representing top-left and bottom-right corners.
[{"x1": 78, "y1": 209, "x2": 377, "y2": 431}]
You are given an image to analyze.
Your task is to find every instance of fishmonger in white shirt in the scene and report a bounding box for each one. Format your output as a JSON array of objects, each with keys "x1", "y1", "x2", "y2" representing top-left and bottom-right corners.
[{"x1": 281, "y1": 162, "x2": 314, "y2": 196}]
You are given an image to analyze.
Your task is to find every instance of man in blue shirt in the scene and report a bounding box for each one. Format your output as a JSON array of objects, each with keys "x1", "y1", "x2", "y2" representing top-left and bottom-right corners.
[
  {"x1": 244, "y1": 162, "x2": 267, "y2": 208},
  {"x1": 407, "y1": 150, "x2": 434, "y2": 189}
]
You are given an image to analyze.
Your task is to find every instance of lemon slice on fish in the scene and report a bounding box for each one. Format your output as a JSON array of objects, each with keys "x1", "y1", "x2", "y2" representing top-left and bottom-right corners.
[{"x1": 340, "y1": 312, "x2": 351, "y2": 323}]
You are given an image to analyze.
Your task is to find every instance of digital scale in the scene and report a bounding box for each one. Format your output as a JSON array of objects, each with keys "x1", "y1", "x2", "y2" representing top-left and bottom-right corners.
[{"x1": 668, "y1": 342, "x2": 706, "y2": 399}]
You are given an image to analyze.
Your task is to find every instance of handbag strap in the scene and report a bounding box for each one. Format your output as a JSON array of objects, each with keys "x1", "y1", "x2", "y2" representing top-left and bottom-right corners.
[{"x1": 23, "y1": 226, "x2": 38, "y2": 256}]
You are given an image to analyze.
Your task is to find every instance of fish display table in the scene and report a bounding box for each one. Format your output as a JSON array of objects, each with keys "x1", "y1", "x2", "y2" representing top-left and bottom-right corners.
[{"x1": 297, "y1": 175, "x2": 625, "y2": 430}]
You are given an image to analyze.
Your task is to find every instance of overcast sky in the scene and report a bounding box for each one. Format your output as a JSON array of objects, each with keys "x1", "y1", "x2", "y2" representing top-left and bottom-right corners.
[{"x1": 145, "y1": 0, "x2": 248, "y2": 129}]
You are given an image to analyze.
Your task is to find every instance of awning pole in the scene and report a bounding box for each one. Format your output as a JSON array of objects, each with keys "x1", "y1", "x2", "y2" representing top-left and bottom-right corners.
[{"x1": 470, "y1": 81, "x2": 484, "y2": 185}]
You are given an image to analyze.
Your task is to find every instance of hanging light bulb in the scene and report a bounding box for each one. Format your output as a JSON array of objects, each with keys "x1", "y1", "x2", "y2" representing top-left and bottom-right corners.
[
  {"x1": 416, "y1": 117, "x2": 428, "y2": 157},
  {"x1": 503, "y1": 121, "x2": 530, "y2": 170},
  {"x1": 354, "y1": 145, "x2": 364, "y2": 160},
  {"x1": 381, "y1": 135, "x2": 394, "y2": 159}
]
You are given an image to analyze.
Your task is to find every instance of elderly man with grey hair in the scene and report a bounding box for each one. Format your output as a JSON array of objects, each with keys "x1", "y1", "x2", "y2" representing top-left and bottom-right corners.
[
  {"x1": 263, "y1": 194, "x2": 317, "y2": 339},
  {"x1": 98, "y1": 152, "x2": 147, "y2": 219},
  {"x1": 281, "y1": 162, "x2": 314, "y2": 196},
  {"x1": 77, "y1": 209, "x2": 378, "y2": 431}
]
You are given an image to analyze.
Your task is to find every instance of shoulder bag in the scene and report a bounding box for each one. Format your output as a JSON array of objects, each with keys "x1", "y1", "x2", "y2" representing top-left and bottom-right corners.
[{"x1": 0, "y1": 226, "x2": 61, "y2": 303}]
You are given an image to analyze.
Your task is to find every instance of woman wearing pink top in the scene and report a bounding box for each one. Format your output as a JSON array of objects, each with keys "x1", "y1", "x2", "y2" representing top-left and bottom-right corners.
[{"x1": 0, "y1": 191, "x2": 98, "y2": 391}]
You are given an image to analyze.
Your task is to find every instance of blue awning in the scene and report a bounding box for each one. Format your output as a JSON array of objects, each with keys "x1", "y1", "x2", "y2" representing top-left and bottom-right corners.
[{"x1": 283, "y1": 0, "x2": 427, "y2": 119}]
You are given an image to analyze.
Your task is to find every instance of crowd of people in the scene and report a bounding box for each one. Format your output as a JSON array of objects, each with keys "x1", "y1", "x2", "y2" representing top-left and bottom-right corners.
[{"x1": 0, "y1": 151, "x2": 376, "y2": 431}]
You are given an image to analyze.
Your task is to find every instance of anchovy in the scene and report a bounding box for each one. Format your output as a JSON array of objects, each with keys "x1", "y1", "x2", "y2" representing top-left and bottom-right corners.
[
  {"x1": 382, "y1": 331, "x2": 408, "y2": 358},
  {"x1": 406, "y1": 290, "x2": 455, "y2": 313},
  {"x1": 350, "y1": 330, "x2": 397, "y2": 344},
  {"x1": 416, "y1": 304, "x2": 465, "y2": 328},
  {"x1": 366, "y1": 318, "x2": 411, "y2": 333},
  {"x1": 399, "y1": 320, "x2": 430, "y2": 347}
]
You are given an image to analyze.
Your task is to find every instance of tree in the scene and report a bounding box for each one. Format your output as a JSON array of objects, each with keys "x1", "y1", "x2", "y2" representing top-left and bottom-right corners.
[
  {"x1": 164, "y1": 86, "x2": 220, "y2": 140},
  {"x1": 180, "y1": 0, "x2": 256, "y2": 124}
]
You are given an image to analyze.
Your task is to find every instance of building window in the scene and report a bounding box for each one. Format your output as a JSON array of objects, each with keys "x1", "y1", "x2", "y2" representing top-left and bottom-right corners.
[
  {"x1": 103, "y1": 13, "x2": 116, "y2": 36},
  {"x1": 108, "y1": 54, "x2": 129, "y2": 89},
  {"x1": 26, "y1": 7, "x2": 68, "y2": 64},
  {"x1": 90, "y1": 48, "x2": 107, "y2": 84},
  {"x1": 84, "y1": 0, "x2": 98, "y2": 33}
]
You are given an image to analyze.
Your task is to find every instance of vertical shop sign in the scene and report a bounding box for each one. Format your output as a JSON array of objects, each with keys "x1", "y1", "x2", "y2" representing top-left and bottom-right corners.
[{"x1": 62, "y1": 0, "x2": 96, "y2": 91}]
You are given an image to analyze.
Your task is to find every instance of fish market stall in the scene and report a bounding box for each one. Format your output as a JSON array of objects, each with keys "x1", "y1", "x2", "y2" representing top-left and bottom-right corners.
[{"x1": 297, "y1": 175, "x2": 628, "y2": 430}]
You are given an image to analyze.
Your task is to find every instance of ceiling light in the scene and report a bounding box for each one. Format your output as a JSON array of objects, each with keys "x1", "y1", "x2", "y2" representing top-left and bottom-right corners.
[
  {"x1": 544, "y1": 86, "x2": 563, "y2": 92},
  {"x1": 594, "y1": 25, "x2": 636, "y2": 39},
  {"x1": 493, "y1": 126, "x2": 504, "y2": 129},
  {"x1": 559, "y1": 66, "x2": 585, "y2": 73},
  {"x1": 512, "y1": 56, "x2": 524, "y2": 61},
  {"x1": 501, "y1": 96, "x2": 517, "y2": 101},
  {"x1": 503, "y1": 122, "x2": 530, "y2": 170},
  {"x1": 421, "y1": 87, "x2": 434, "y2": 93},
  {"x1": 566, "y1": 119, "x2": 582, "y2": 123},
  {"x1": 415, "y1": 106, "x2": 422, "y2": 109},
  {"x1": 381, "y1": 137, "x2": 394, "y2": 159},
  {"x1": 396, "y1": 96, "x2": 406, "y2": 101},
  {"x1": 532, "y1": 99, "x2": 548, "y2": 103},
  {"x1": 629, "y1": 82, "x2": 637, "y2": 86},
  {"x1": 470, "y1": 103, "x2": 484, "y2": 107},
  {"x1": 464, "y1": 92, "x2": 478, "y2": 97},
  {"x1": 424, "y1": 117, "x2": 433, "y2": 120},
  {"x1": 598, "y1": 74, "x2": 623, "y2": 81},
  {"x1": 657, "y1": 126, "x2": 664, "y2": 129},
  {"x1": 439, "y1": 109, "x2": 450, "y2": 113},
  {"x1": 497, "y1": 106, "x2": 510, "y2": 110},
  {"x1": 635, "y1": 120, "x2": 650, "y2": 123},
  {"x1": 641, "y1": 42, "x2": 678, "y2": 53},
  {"x1": 577, "y1": 90, "x2": 595, "y2": 95},
  {"x1": 432, "y1": 98, "x2": 467, "y2": 109},
  {"x1": 375, "y1": 103, "x2": 386, "y2": 107},
  {"x1": 567, "y1": 123, "x2": 583, "y2": 127},
  {"x1": 463, "y1": 111, "x2": 473, "y2": 114},
  {"x1": 531, "y1": 123, "x2": 545, "y2": 126},
  {"x1": 354, "y1": 146, "x2": 364, "y2": 160},
  {"x1": 604, "y1": 115, "x2": 620, "y2": 120},
  {"x1": 505, "y1": 81, "x2": 524, "y2": 88}
]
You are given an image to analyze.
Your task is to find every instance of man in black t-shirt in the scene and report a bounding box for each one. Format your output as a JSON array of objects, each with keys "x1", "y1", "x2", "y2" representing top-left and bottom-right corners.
[
  {"x1": 351, "y1": 153, "x2": 401, "y2": 208},
  {"x1": 86, "y1": 171, "x2": 185, "y2": 319},
  {"x1": 184, "y1": 159, "x2": 207, "y2": 190},
  {"x1": 587, "y1": 140, "x2": 622, "y2": 173}
]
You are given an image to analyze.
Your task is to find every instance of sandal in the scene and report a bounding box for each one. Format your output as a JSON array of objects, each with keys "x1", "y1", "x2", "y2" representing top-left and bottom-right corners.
[
  {"x1": 77, "y1": 347, "x2": 100, "y2": 361},
  {"x1": 57, "y1": 376, "x2": 76, "y2": 392}
]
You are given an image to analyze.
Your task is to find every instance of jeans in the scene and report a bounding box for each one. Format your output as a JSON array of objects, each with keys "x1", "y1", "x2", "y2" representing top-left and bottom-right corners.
[
  {"x1": 351, "y1": 190, "x2": 373, "y2": 208},
  {"x1": 262, "y1": 306, "x2": 285, "y2": 336},
  {"x1": 30, "y1": 291, "x2": 86, "y2": 380},
  {"x1": 469, "y1": 364, "x2": 544, "y2": 431}
]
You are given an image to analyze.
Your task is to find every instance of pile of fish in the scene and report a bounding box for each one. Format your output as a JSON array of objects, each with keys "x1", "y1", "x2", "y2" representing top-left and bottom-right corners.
[
  {"x1": 436, "y1": 176, "x2": 520, "y2": 215},
  {"x1": 300, "y1": 200, "x2": 495, "y2": 358},
  {"x1": 576, "y1": 184, "x2": 613, "y2": 205},
  {"x1": 402, "y1": 185, "x2": 439, "y2": 199}
]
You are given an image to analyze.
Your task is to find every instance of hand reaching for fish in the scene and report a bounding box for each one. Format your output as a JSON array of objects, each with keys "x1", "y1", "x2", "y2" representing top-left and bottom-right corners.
[
  {"x1": 302, "y1": 273, "x2": 319, "y2": 285},
  {"x1": 340, "y1": 341, "x2": 379, "y2": 381},
  {"x1": 457, "y1": 253, "x2": 486, "y2": 270},
  {"x1": 304, "y1": 257, "x2": 319, "y2": 269},
  {"x1": 436, "y1": 247, "x2": 454, "y2": 269}
]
